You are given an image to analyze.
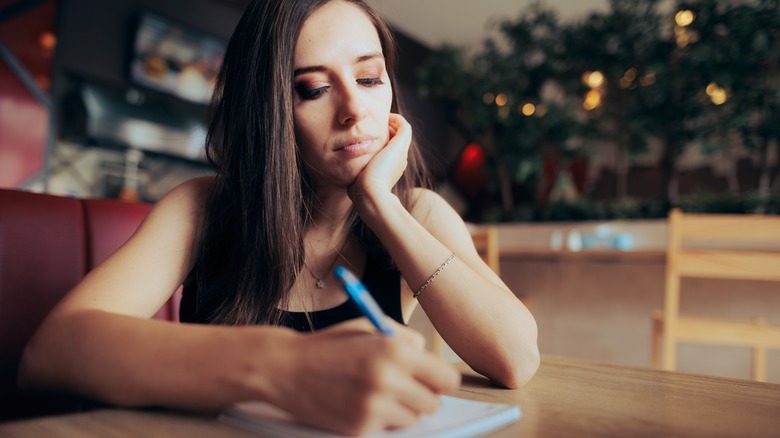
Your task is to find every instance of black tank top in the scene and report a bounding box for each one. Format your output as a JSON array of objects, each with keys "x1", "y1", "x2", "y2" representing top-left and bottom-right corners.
[
  {"x1": 280, "y1": 255, "x2": 403, "y2": 332},
  {"x1": 179, "y1": 254, "x2": 403, "y2": 332}
]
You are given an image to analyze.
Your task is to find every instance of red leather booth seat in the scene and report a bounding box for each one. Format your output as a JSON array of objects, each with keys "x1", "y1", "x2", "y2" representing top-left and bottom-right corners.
[{"x1": 0, "y1": 188, "x2": 181, "y2": 420}]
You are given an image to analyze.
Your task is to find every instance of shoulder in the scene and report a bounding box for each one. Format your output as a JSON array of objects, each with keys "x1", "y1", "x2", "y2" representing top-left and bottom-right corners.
[
  {"x1": 154, "y1": 176, "x2": 213, "y2": 212},
  {"x1": 406, "y1": 188, "x2": 476, "y2": 250},
  {"x1": 408, "y1": 188, "x2": 460, "y2": 226},
  {"x1": 141, "y1": 176, "x2": 214, "y2": 235}
]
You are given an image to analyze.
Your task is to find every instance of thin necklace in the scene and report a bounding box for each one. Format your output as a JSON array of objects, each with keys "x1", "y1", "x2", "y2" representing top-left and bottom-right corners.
[{"x1": 304, "y1": 238, "x2": 349, "y2": 289}]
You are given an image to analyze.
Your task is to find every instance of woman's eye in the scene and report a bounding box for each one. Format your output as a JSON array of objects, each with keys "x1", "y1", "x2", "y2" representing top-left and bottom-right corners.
[
  {"x1": 357, "y1": 77, "x2": 384, "y2": 87},
  {"x1": 297, "y1": 85, "x2": 329, "y2": 100}
]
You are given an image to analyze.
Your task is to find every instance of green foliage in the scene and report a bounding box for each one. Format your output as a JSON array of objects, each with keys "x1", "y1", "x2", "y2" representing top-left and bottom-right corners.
[
  {"x1": 418, "y1": 0, "x2": 780, "y2": 221},
  {"x1": 480, "y1": 193, "x2": 780, "y2": 222},
  {"x1": 678, "y1": 192, "x2": 780, "y2": 214}
]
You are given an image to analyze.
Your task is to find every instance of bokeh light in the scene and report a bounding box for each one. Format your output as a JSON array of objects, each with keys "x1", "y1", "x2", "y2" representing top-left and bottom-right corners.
[{"x1": 675, "y1": 10, "x2": 695, "y2": 27}]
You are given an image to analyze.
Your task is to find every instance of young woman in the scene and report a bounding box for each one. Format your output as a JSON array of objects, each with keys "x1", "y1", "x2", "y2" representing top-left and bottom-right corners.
[{"x1": 20, "y1": 0, "x2": 539, "y2": 435}]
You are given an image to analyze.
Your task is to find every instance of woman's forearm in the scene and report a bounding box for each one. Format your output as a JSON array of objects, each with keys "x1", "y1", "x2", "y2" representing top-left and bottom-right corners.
[
  {"x1": 18, "y1": 310, "x2": 291, "y2": 410},
  {"x1": 355, "y1": 191, "x2": 539, "y2": 387},
  {"x1": 19, "y1": 311, "x2": 460, "y2": 435}
]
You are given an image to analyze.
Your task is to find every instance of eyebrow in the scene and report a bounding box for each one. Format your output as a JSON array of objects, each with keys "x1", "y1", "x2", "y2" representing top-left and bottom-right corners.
[{"x1": 293, "y1": 52, "x2": 385, "y2": 77}]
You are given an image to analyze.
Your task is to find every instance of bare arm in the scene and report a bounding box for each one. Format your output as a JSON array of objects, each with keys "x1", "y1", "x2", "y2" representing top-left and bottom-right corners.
[
  {"x1": 19, "y1": 177, "x2": 459, "y2": 435},
  {"x1": 350, "y1": 114, "x2": 540, "y2": 388},
  {"x1": 18, "y1": 176, "x2": 236, "y2": 406}
]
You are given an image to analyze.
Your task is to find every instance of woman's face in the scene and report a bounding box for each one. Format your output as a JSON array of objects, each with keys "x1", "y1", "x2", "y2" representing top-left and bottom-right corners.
[{"x1": 292, "y1": 0, "x2": 393, "y2": 188}]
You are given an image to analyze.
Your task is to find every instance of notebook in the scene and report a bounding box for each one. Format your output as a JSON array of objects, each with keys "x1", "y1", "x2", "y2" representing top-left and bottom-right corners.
[{"x1": 220, "y1": 395, "x2": 521, "y2": 438}]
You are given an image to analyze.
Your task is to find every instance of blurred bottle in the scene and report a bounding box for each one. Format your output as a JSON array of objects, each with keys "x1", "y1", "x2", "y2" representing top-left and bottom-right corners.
[
  {"x1": 581, "y1": 226, "x2": 634, "y2": 251},
  {"x1": 567, "y1": 230, "x2": 583, "y2": 252},
  {"x1": 550, "y1": 230, "x2": 564, "y2": 251}
]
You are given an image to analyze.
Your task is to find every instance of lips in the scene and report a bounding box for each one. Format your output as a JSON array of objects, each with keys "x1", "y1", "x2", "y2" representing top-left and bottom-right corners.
[{"x1": 334, "y1": 136, "x2": 377, "y2": 153}]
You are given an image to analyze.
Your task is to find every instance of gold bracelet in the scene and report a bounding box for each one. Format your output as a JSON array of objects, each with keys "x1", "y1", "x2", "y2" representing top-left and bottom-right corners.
[{"x1": 413, "y1": 253, "x2": 455, "y2": 299}]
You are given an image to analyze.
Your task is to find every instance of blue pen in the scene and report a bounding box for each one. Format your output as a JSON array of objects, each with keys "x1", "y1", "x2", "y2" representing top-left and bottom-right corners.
[{"x1": 334, "y1": 266, "x2": 394, "y2": 336}]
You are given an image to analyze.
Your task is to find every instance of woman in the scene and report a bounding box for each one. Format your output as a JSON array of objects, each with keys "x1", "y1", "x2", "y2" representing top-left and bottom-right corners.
[{"x1": 20, "y1": 0, "x2": 539, "y2": 435}]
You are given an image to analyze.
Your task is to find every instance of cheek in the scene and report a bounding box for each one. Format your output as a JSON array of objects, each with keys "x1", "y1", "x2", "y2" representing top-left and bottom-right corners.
[
  {"x1": 382, "y1": 87, "x2": 393, "y2": 114},
  {"x1": 372, "y1": 88, "x2": 393, "y2": 127},
  {"x1": 293, "y1": 109, "x2": 322, "y2": 151}
]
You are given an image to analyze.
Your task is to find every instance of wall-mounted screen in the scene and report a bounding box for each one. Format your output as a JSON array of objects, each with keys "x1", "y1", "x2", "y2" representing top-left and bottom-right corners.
[{"x1": 129, "y1": 12, "x2": 225, "y2": 105}]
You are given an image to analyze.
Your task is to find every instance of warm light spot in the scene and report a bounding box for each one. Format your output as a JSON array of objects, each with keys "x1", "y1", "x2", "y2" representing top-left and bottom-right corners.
[
  {"x1": 675, "y1": 27, "x2": 691, "y2": 48},
  {"x1": 623, "y1": 68, "x2": 637, "y2": 82},
  {"x1": 706, "y1": 82, "x2": 728, "y2": 104},
  {"x1": 521, "y1": 103, "x2": 536, "y2": 116},
  {"x1": 483, "y1": 92, "x2": 495, "y2": 105},
  {"x1": 583, "y1": 90, "x2": 602, "y2": 110},
  {"x1": 675, "y1": 10, "x2": 695, "y2": 27},
  {"x1": 710, "y1": 90, "x2": 727, "y2": 105},
  {"x1": 581, "y1": 71, "x2": 590, "y2": 86},
  {"x1": 495, "y1": 93, "x2": 508, "y2": 107},
  {"x1": 39, "y1": 32, "x2": 57, "y2": 50},
  {"x1": 498, "y1": 105, "x2": 510, "y2": 119},
  {"x1": 619, "y1": 78, "x2": 632, "y2": 89},
  {"x1": 639, "y1": 71, "x2": 656, "y2": 86},
  {"x1": 585, "y1": 71, "x2": 605, "y2": 89},
  {"x1": 535, "y1": 104, "x2": 548, "y2": 117}
]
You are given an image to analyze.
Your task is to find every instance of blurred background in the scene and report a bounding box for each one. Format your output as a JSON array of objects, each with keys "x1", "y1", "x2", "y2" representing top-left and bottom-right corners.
[
  {"x1": 1, "y1": 0, "x2": 778, "y2": 381},
  {"x1": 3, "y1": 0, "x2": 778, "y2": 216}
]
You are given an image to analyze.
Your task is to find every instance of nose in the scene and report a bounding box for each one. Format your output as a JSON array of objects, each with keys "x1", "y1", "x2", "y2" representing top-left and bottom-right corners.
[{"x1": 337, "y1": 84, "x2": 367, "y2": 126}]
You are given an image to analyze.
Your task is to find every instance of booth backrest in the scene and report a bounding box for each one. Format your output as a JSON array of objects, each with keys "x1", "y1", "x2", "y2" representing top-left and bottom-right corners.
[{"x1": 0, "y1": 188, "x2": 181, "y2": 419}]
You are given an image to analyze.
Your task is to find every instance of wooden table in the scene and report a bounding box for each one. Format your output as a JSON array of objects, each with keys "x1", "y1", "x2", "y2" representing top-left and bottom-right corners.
[
  {"x1": 456, "y1": 355, "x2": 780, "y2": 437},
  {"x1": 1, "y1": 355, "x2": 778, "y2": 437}
]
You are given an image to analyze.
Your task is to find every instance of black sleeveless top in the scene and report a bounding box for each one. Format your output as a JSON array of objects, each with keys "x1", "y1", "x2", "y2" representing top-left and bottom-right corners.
[{"x1": 179, "y1": 254, "x2": 404, "y2": 332}]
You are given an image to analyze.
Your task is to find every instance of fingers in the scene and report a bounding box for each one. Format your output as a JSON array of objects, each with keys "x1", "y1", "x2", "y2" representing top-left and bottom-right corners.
[
  {"x1": 318, "y1": 319, "x2": 459, "y2": 394},
  {"x1": 373, "y1": 323, "x2": 461, "y2": 406},
  {"x1": 387, "y1": 113, "x2": 411, "y2": 151},
  {"x1": 388, "y1": 113, "x2": 407, "y2": 131},
  {"x1": 409, "y1": 349, "x2": 462, "y2": 393},
  {"x1": 293, "y1": 318, "x2": 460, "y2": 434}
]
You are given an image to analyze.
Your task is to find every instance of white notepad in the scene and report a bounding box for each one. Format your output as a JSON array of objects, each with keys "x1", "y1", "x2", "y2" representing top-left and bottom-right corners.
[{"x1": 220, "y1": 395, "x2": 521, "y2": 438}]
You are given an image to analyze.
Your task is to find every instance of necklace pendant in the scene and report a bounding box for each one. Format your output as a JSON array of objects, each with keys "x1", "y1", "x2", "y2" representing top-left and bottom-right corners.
[{"x1": 315, "y1": 279, "x2": 325, "y2": 289}]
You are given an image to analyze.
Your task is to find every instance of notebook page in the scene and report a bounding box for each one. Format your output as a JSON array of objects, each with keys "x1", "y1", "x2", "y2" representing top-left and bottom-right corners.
[{"x1": 220, "y1": 395, "x2": 521, "y2": 438}]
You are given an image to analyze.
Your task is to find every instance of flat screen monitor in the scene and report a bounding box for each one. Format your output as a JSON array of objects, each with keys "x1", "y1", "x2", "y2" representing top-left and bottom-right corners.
[{"x1": 129, "y1": 11, "x2": 226, "y2": 105}]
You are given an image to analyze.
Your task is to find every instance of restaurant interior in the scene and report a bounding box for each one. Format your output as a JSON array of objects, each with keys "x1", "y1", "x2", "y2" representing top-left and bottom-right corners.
[{"x1": 1, "y1": 0, "x2": 779, "y2": 435}]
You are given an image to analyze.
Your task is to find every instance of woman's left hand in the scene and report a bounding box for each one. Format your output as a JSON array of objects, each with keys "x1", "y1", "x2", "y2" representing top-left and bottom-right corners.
[{"x1": 348, "y1": 113, "x2": 411, "y2": 204}]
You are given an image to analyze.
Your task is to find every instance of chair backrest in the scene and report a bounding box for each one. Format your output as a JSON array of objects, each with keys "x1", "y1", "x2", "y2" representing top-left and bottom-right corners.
[
  {"x1": 0, "y1": 189, "x2": 177, "y2": 419},
  {"x1": 660, "y1": 208, "x2": 780, "y2": 380}
]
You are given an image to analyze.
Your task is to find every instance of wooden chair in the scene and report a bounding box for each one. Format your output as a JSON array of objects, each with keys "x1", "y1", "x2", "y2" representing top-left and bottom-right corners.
[
  {"x1": 468, "y1": 223, "x2": 501, "y2": 275},
  {"x1": 431, "y1": 224, "x2": 501, "y2": 356},
  {"x1": 651, "y1": 208, "x2": 780, "y2": 381}
]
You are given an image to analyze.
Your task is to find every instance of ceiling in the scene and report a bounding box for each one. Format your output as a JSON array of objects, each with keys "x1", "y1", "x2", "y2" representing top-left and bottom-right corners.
[
  {"x1": 214, "y1": 1, "x2": 653, "y2": 49},
  {"x1": 364, "y1": 0, "x2": 613, "y2": 48}
]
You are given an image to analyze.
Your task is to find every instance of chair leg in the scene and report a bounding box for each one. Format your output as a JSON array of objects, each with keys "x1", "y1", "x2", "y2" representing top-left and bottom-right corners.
[
  {"x1": 752, "y1": 318, "x2": 767, "y2": 382},
  {"x1": 651, "y1": 310, "x2": 663, "y2": 369}
]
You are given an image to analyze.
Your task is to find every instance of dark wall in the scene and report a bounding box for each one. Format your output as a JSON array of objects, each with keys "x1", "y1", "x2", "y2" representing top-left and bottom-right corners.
[{"x1": 58, "y1": 0, "x2": 240, "y2": 87}]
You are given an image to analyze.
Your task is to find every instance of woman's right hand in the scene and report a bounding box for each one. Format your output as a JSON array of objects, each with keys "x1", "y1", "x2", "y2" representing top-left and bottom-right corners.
[{"x1": 267, "y1": 319, "x2": 461, "y2": 436}]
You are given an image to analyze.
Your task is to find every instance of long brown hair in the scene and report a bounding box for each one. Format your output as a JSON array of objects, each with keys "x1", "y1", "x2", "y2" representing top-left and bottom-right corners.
[{"x1": 184, "y1": 0, "x2": 431, "y2": 326}]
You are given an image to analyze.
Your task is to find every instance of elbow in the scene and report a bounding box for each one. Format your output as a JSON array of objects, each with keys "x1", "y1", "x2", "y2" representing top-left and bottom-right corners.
[
  {"x1": 17, "y1": 318, "x2": 67, "y2": 394},
  {"x1": 494, "y1": 316, "x2": 541, "y2": 389},
  {"x1": 493, "y1": 344, "x2": 540, "y2": 389},
  {"x1": 17, "y1": 338, "x2": 44, "y2": 392}
]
